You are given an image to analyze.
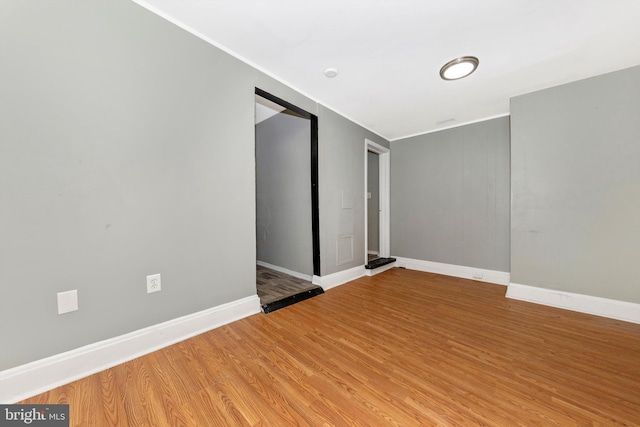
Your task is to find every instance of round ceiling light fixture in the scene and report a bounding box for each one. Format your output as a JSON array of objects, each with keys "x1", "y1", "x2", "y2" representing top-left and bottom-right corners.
[
  {"x1": 439, "y1": 56, "x2": 479, "y2": 80},
  {"x1": 324, "y1": 67, "x2": 339, "y2": 78}
]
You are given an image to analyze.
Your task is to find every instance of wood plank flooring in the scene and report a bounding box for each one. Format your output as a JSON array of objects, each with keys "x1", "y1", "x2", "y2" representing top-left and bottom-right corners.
[
  {"x1": 256, "y1": 265, "x2": 321, "y2": 306},
  {"x1": 20, "y1": 268, "x2": 640, "y2": 426}
]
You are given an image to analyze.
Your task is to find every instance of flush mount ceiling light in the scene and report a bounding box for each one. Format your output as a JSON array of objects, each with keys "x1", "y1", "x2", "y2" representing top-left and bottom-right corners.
[
  {"x1": 439, "y1": 56, "x2": 479, "y2": 80},
  {"x1": 324, "y1": 67, "x2": 339, "y2": 78}
]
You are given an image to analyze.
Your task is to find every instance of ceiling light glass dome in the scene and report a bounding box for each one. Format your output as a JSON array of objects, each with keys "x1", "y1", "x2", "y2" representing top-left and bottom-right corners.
[{"x1": 439, "y1": 56, "x2": 479, "y2": 80}]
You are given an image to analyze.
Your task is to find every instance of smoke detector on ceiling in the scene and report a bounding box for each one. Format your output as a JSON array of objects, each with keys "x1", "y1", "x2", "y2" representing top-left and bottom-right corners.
[{"x1": 324, "y1": 68, "x2": 339, "y2": 78}]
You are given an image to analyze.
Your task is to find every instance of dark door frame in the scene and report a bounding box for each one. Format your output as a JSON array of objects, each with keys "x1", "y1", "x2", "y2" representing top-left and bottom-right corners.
[{"x1": 255, "y1": 88, "x2": 320, "y2": 277}]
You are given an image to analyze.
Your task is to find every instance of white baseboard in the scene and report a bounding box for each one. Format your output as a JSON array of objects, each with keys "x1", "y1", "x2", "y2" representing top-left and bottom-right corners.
[
  {"x1": 314, "y1": 265, "x2": 366, "y2": 291},
  {"x1": 0, "y1": 295, "x2": 261, "y2": 403},
  {"x1": 507, "y1": 283, "x2": 640, "y2": 325},
  {"x1": 365, "y1": 262, "x2": 396, "y2": 276},
  {"x1": 393, "y1": 256, "x2": 510, "y2": 286},
  {"x1": 367, "y1": 250, "x2": 379, "y2": 255},
  {"x1": 256, "y1": 260, "x2": 312, "y2": 282}
]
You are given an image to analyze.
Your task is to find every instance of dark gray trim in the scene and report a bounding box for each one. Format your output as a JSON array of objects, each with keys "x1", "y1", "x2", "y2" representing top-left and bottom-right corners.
[
  {"x1": 255, "y1": 88, "x2": 320, "y2": 277},
  {"x1": 261, "y1": 287, "x2": 324, "y2": 314}
]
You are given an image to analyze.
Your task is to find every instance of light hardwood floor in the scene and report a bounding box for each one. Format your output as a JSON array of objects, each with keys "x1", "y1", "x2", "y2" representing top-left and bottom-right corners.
[{"x1": 21, "y1": 268, "x2": 640, "y2": 426}]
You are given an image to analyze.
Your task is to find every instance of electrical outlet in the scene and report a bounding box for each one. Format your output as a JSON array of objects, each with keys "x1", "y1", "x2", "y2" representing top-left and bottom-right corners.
[
  {"x1": 472, "y1": 272, "x2": 483, "y2": 280},
  {"x1": 147, "y1": 274, "x2": 161, "y2": 294},
  {"x1": 397, "y1": 261, "x2": 406, "y2": 269}
]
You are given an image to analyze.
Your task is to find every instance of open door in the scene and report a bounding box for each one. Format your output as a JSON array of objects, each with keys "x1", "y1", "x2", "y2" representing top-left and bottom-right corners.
[
  {"x1": 367, "y1": 151, "x2": 380, "y2": 261},
  {"x1": 364, "y1": 139, "x2": 393, "y2": 275}
]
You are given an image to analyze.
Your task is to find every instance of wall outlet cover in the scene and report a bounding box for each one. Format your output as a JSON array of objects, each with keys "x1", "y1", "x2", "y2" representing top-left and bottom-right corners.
[{"x1": 147, "y1": 274, "x2": 161, "y2": 294}]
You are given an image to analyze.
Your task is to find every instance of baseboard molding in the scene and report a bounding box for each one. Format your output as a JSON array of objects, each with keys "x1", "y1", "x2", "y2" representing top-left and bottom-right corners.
[
  {"x1": 393, "y1": 256, "x2": 510, "y2": 286},
  {"x1": 314, "y1": 265, "x2": 366, "y2": 291},
  {"x1": 507, "y1": 283, "x2": 640, "y2": 325},
  {"x1": 256, "y1": 260, "x2": 312, "y2": 282},
  {"x1": 367, "y1": 250, "x2": 379, "y2": 256},
  {"x1": 0, "y1": 295, "x2": 261, "y2": 403},
  {"x1": 365, "y1": 262, "x2": 396, "y2": 276}
]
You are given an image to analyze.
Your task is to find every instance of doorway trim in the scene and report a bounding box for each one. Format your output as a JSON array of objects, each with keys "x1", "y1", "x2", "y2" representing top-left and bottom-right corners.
[
  {"x1": 255, "y1": 88, "x2": 320, "y2": 277},
  {"x1": 364, "y1": 139, "x2": 390, "y2": 261}
]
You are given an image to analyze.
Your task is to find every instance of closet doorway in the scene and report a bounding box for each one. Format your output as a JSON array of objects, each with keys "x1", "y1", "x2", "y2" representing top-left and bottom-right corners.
[
  {"x1": 367, "y1": 150, "x2": 380, "y2": 261},
  {"x1": 254, "y1": 89, "x2": 321, "y2": 313},
  {"x1": 364, "y1": 138, "x2": 391, "y2": 272}
]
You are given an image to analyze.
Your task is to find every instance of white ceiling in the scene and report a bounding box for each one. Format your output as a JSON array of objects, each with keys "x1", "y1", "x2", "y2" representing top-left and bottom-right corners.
[{"x1": 135, "y1": 0, "x2": 640, "y2": 141}]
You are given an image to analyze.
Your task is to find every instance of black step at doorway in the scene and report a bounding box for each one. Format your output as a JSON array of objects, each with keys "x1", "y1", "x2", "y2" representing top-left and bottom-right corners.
[
  {"x1": 365, "y1": 257, "x2": 396, "y2": 270},
  {"x1": 261, "y1": 287, "x2": 324, "y2": 314},
  {"x1": 257, "y1": 265, "x2": 324, "y2": 313}
]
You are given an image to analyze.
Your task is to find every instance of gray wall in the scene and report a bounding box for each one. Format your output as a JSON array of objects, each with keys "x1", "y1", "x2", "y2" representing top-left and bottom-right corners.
[
  {"x1": 391, "y1": 117, "x2": 511, "y2": 272},
  {"x1": 510, "y1": 65, "x2": 640, "y2": 303},
  {"x1": 367, "y1": 152, "x2": 380, "y2": 253},
  {"x1": 318, "y1": 106, "x2": 389, "y2": 275},
  {"x1": 256, "y1": 112, "x2": 312, "y2": 275},
  {"x1": 0, "y1": 0, "x2": 387, "y2": 370}
]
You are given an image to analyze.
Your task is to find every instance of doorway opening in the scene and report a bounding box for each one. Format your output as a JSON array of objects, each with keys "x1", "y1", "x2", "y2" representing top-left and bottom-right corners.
[
  {"x1": 367, "y1": 151, "x2": 380, "y2": 261},
  {"x1": 364, "y1": 139, "x2": 394, "y2": 273},
  {"x1": 255, "y1": 89, "x2": 322, "y2": 313}
]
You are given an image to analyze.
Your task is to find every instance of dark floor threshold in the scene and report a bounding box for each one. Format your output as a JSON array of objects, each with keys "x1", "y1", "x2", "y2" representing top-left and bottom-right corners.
[
  {"x1": 365, "y1": 257, "x2": 397, "y2": 270},
  {"x1": 261, "y1": 287, "x2": 325, "y2": 314}
]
